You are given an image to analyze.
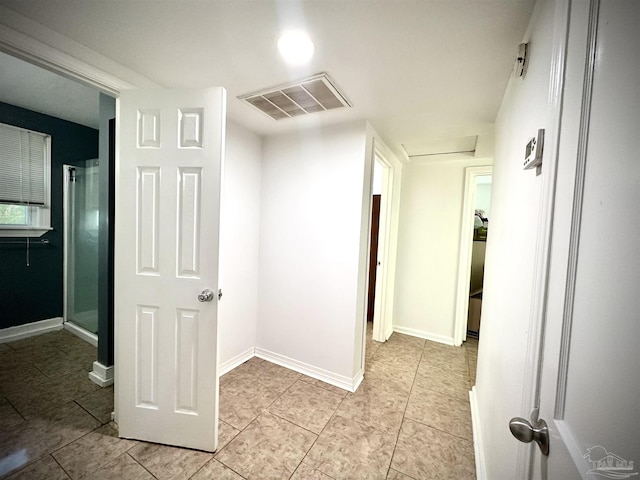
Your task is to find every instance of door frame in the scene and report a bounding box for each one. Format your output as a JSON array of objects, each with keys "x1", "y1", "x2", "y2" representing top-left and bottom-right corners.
[
  {"x1": 370, "y1": 151, "x2": 394, "y2": 342},
  {"x1": 368, "y1": 139, "x2": 402, "y2": 344},
  {"x1": 453, "y1": 165, "x2": 493, "y2": 346}
]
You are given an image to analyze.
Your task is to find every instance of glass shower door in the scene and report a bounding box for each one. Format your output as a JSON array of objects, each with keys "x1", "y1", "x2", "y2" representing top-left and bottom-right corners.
[{"x1": 64, "y1": 160, "x2": 99, "y2": 334}]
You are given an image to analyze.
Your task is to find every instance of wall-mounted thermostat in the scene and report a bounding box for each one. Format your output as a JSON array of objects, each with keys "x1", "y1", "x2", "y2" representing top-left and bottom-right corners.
[{"x1": 524, "y1": 128, "x2": 544, "y2": 171}]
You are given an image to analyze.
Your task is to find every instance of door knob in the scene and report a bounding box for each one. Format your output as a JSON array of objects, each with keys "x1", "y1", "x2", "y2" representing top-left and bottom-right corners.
[
  {"x1": 198, "y1": 289, "x2": 214, "y2": 302},
  {"x1": 509, "y1": 417, "x2": 549, "y2": 456}
]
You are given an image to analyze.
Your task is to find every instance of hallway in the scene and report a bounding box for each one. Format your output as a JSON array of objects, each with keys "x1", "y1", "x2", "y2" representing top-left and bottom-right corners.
[{"x1": 0, "y1": 328, "x2": 477, "y2": 479}]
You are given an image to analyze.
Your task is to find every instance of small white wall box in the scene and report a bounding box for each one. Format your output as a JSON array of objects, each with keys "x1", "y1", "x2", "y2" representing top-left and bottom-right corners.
[{"x1": 524, "y1": 128, "x2": 545, "y2": 170}]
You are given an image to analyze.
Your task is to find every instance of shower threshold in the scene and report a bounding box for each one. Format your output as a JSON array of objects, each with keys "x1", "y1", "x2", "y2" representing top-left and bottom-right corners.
[{"x1": 64, "y1": 318, "x2": 97, "y2": 347}]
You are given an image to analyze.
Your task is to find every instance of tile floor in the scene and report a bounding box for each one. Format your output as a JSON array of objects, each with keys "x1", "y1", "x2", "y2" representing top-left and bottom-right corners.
[{"x1": 0, "y1": 325, "x2": 478, "y2": 479}]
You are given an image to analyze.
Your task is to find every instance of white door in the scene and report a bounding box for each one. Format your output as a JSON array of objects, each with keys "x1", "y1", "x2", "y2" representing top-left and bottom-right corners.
[
  {"x1": 524, "y1": 1, "x2": 640, "y2": 477},
  {"x1": 115, "y1": 88, "x2": 226, "y2": 452}
]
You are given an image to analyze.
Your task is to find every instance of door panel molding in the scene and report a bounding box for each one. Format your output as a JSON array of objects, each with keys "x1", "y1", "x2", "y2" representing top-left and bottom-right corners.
[{"x1": 554, "y1": 0, "x2": 600, "y2": 420}]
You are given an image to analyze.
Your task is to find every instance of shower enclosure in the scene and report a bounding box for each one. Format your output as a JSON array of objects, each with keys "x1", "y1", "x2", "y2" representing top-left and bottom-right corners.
[{"x1": 63, "y1": 161, "x2": 99, "y2": 344}]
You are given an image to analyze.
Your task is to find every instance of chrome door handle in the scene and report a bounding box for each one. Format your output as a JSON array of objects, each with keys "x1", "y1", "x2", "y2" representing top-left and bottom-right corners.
[
  {"x1": 509, "y1": 417, "x2": 549, "y2": 456},
  {"x1": 198, "y1": 289, "x2": 214, "y2": 302}
]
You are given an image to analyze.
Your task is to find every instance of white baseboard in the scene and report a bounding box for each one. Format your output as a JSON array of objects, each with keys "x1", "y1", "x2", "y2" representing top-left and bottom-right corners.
[
  {"x1": 64, "y1": 321, "x2": 98, "y2": 347},
  {"x1": 254, "y1": 347, "x2": 356, "y2": 392},
  {"x1": 0, "y1": 317, "x2": 63, "y2": 344},
  {"x1": 89, "y1": 361, "x2": 114, "y2": 387},
  {"x1": 392, "y1": 325, "x2": 455, "y2": 346},
  {"x1": 469, "y1": 386, "x2": 487, "y2": 480},
  {"x1": 218, "y1": 347, "x2": 255, "y2": 376}
]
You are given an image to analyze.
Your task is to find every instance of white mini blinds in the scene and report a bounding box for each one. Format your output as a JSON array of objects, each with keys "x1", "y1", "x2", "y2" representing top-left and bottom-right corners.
[{"x1": 0, "y1": 123, "x2": 50, "y2": 206}]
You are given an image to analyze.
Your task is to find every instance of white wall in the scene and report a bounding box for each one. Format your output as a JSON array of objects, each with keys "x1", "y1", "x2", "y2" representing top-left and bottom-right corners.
[
  {"x1": 256, "y1": 121, "x2": 368, "y2": 387},
  {"x1": 372, "y1": 160, "x2": 383, "y2": 195},
  {"x1": 393, "y1": 158, "x2": 491, "y2": 344},
  {"x1": 474, "y1": 0, "x2": 557, "y2": 477},
  {"x1": 475, "y1": 179, "x2": 492, "y2": 218},
  {"x1": 218, "y1": 120, "x2": 262, "y2": 370}
]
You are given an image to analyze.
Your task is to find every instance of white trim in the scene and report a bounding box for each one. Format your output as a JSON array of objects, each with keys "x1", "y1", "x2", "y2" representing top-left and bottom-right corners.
[
  {"x1": 89, "y1": 361, "x2": 114, "y2": 387},
  {"x1": 554, "y1": 0, "x2": 599, "y2": 421},
  {"x1": 218, "y1": 347, "x2": 255, "y2": 377},
  {"x1": 254, "y1": 347, "x2": 356, "y2": 392},
  {"x1": 469, "y1": 386, "x2": 487, "y2": 480},
  {"x1": 0, "y1": 317, "x2": 63, "y2": 343},
  {"x1": 63, "y1": 321, "x2": 98, "y2": 347},
  {"x1": 371, "y1": 150, "x2": 393, "y2": 344},
  {"x1": 392, "y1": 325, "x2": 455, "y2": 346},
  {"x1": 453, "y1": 165, "x2": 493, "y2": 346}
]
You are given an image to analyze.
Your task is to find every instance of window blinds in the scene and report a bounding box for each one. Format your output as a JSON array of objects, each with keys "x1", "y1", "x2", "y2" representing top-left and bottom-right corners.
[{"x1": 0, "y1": 124, "x2": 49, "y2": 206}]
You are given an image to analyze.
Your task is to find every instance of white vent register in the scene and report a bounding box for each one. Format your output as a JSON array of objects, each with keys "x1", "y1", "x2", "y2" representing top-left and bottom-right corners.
[{"x1": 238, "y1": 73, "x2": 351, "y2": 120}]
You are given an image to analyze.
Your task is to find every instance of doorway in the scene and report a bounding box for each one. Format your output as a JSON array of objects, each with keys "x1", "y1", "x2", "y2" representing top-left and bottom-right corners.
[
  {"x1": 467, "y1": 175, "x2": 492, "y2": 338},
  {"x1": 367, "y1": 153, "x2": 396, "y2": 344},
  {"x1": 453, "y1": 165, "x2": 493, "y2": 346}
]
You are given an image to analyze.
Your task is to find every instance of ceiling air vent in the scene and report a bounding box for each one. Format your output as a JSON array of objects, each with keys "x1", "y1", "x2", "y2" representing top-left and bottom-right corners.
[{"x1": 238, "y1": 73, "x2": 351, "y2": 121}]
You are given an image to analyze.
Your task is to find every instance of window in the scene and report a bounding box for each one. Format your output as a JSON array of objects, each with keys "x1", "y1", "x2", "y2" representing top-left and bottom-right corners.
[{"x1": 0, "y1": 123, "x2": 51, "y2": 237}]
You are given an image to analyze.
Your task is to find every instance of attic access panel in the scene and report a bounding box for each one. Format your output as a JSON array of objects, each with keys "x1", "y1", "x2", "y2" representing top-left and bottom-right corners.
[{"x1": 238, "y1": 73, "x2": 351, "y2": 121}]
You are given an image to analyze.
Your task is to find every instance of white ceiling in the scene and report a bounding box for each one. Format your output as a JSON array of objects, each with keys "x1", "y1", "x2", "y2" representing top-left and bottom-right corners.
[
  {"x1": 0, "y1": 51, "x2": 100, "y2": 128},
  {"x1": 0, "y1": 0, "x2": 535, "y2": 159}
]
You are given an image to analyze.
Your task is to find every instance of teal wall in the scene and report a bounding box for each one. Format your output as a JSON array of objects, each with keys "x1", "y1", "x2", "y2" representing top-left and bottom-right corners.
[
  {"x1": 97, "y1": 93, "x2": 116, "y2": 366},
  {"x1": 0, "y1": 102, "x2": 99, "y2": 329}
]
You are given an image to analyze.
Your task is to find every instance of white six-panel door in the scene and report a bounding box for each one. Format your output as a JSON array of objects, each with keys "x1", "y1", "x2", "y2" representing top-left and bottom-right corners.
[{"x1": 115, "y1": 88, "x2": 225, "y2": 451}]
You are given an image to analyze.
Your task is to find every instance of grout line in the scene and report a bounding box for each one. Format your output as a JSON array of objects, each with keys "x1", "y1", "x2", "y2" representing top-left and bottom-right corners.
[
  {"x1": 401, "y1": 415, "x2": 475, "y2": 443},
  {"x1": 51, "y1": 453, "x2": 74, "y2": 479},
  {"x1": 384, "y1": 342, "x2": 425, "y2": 479},
  {"x1": 127, "y1": 452, "x2": 160, "y2": 479},
  {"x1": 5, "y1": 396, "x2": 28, "y2": 423},
  {"x1": 73, "y1": 398, "x2": 105, "y2": 425}
]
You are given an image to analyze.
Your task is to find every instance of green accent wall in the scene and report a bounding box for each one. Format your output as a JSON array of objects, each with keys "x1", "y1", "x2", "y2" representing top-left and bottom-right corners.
[{"x1": 0, "y1": 102, "x2": 99, "y2": 329}]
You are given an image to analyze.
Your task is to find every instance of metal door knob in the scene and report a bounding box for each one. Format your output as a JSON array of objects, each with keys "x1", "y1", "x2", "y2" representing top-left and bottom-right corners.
[
  {"x1": 198, "y1": 289, "x2": 214, "y2": 302},
  {"x1": 509, "y1": 417, "x2": 550, "y2": 456}
]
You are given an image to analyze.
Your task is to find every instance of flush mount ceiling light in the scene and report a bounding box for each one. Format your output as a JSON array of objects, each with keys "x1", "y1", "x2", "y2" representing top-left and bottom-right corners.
[{"x1": 277, "y1": 30, "x2": 314, "y2": 65}]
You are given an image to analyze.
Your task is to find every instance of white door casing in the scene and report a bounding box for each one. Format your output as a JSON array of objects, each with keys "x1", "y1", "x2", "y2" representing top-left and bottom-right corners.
[
  {"x1": 115, "y1": 88, "x2": 226, "y2": 452},
  {"x1": 530, "y1": 0, "x2": 640, "y2": 477}
]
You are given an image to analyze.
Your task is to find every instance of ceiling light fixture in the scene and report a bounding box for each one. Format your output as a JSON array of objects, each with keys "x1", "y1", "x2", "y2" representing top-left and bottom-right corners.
[{"x1": 277, "y1": 30, "x2": 314, "y2": 65}]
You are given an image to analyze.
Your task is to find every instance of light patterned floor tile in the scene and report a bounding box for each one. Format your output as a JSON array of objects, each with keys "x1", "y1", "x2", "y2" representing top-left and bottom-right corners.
[
  {"x1": 84, "y1": 453, "x2": 155, "y2": 480},
  {"x1": 191, "y1": 459, "x2": 245, "y2": 480},
  {"x1": 291, "y1": 462, "x2": 334, "y2": 480},
  {"x1": 387, "y1": 468, "x2": 416, "y2": 480},
  {"x1": 219, "y1": 378, "x2": 282, "y2": 430},
  {"x1": 129, "y1": 442, "x2": 212, "y2": 480},
  {"x1": 414, "y1": 362, "x2": 471, "y2": 400},
  {"x1": 297, "y1": 376, "x2": 348, "y2": 397},
  {"x1": 0, "y1": 401, "x2": 100, "y2": 477},
  {"x1": 405, "y1": 384, "x2": 472, "y2": 440},
  {"x1": 267, "y1": 379, "x2": 344, "y2": 433},
  {"x1": 218, "y1": 420, "x2": 241, "y2": 452},
  {"x1": 336, "y1": 380, "x2": 408, "y2": 435},
  {"x1": 216, "y1": 412, "x2": 316, "y2": 480},
  {"x1": 76, "y1": 386, "x2": 114, "y2": 424},
  {"x1": 0, "y1": 328, "x2": 478, "y2": 480},
  {"x1": 52, "y1": 422, "x2": 136, "y2": 479},
  {"x1": 391, "y1": 419, "x2": 476, "y2": 480},
  {"x1": 304, "y1": 415, "x2": 396, "y2": 480},
  {"x1": 5, "y1": 455, "x2": 70, "y2": 480}
]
